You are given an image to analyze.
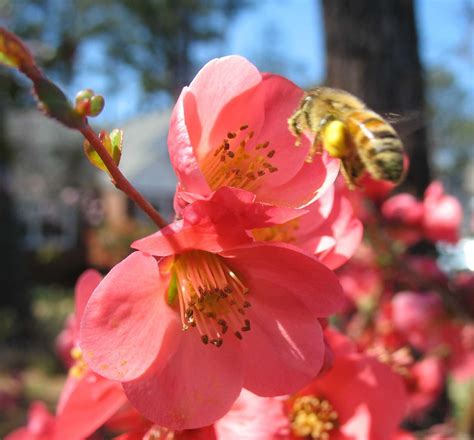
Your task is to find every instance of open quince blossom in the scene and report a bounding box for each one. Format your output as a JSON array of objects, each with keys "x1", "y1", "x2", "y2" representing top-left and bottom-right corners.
[
  {"x1": 79, "y1": 195, "x2": 344, "y2": 430},
  {"x1": 169, "y1": 55, "x2": 339, "y2": 212},
  {"x1": 213, "y1": 329, "x2": 407, "y2": 440}
]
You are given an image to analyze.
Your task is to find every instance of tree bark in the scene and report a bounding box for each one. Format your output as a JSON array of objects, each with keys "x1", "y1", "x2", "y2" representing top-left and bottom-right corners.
[{"x1": 322, "y1": 0, "x2": 431, "y2": 196}]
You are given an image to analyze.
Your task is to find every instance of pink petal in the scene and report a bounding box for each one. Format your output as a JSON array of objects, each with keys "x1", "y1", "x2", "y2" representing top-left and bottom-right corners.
[
  {"x1": 313, "y1": 195, "x2": 363, "y2": 269},
  {"x1": 203, "y1": 186, "x2": 306, "y2": 229},
  {"x1": 260, "y1": 152, "x2": 340, "y2": 208},
  {"x1": 382, "y1": 193, "x2": 423, "y2": 225},
  {"x1": 123, "y1": 331, "x2": 243, "y2": 430},
  {"x1": 75, "y1": 269, "x2": 103, "y2": 324},
  {"x1": 307, "y1": 355, "x2": 407, "y2": 440},
  {"x1": 168, "y1": 88, "x2": 211, "y2": 195},
  {"x1": 214, "y1": 390, "x2": 288, "y2": 440},
  {"x1": 205, "y1": 81, "x2": 265, "y2": 162},
  {"x1": 132, "y1": 208, "x2": 252, "y2": 256},
  {"x1": 188, "y1": 55, "x2": 262, "y2": 159},
  {"x1": 222, "y1": 242, "x2": 344, "y2": 317},
  {"x1": 55, "y1": 372, "x2": 127, "y2": 439},
  {"x1": 290, "y1": 184, "x2": 335, "y2": 235},
  {"x1": 249, "y1": 74, "x2": 308, "y2": 187},
  {"x1": 80, "y1": 252, "x2": 180, "y2": 381},
  {"x1": 241, "y1": 294, "x2": 325, "y2": 395}
]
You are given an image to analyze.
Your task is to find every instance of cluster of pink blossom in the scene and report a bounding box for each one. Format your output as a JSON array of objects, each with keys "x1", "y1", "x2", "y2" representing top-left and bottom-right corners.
[{"x1": 7, "y1": 56, "x2": 472, "y2": 440}]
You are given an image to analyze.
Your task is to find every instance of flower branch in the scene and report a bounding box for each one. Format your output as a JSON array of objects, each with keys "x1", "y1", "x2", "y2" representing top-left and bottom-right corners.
[{"x1": 0, "y1": 26, "x2": 167, "y2": 229}]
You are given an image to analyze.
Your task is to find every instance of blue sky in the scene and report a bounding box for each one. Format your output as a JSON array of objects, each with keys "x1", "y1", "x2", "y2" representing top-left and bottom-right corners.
[{"x1": 71, "y1": 0, "x2": 473, "y2": 123}]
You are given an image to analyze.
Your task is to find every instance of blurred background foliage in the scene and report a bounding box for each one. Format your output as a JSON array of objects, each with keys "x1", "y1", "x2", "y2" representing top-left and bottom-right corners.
[{"x1": 0, "y1": 0, "x2": 472, "y2": 434}]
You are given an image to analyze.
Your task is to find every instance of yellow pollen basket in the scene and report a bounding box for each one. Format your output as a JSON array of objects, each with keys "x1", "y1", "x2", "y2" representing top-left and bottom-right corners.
[
  {"x1": 290, "y1": 395, "x2": 338, "y2": 440},
  {"x1": 171, "y1": 250, "x2": 251, "y2": 347},
  {"x1": 200, "y1": 124, "x2": 278, "y2": 192},
  {"x1": 321, "y1": 120, "x2": 348, "y2": 158}
]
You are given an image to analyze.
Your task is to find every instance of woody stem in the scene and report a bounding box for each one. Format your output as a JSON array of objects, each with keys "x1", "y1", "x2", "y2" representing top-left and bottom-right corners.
[{"x1": 79, "y1": 123, "x2": 168, "y2": 229}]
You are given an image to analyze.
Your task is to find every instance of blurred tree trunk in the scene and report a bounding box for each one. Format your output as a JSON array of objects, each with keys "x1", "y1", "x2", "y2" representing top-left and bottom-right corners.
[{"x1": 322, "y1": 0, "x2": 431, "y2": 196}]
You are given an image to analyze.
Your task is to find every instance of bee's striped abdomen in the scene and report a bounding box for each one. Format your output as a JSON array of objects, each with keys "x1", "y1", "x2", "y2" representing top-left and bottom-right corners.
[{"x1": 346, "y1": 110, "x2": 405, "y2": 183}]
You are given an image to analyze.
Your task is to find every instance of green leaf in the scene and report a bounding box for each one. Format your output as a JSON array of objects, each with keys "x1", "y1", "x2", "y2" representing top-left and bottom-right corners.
[
  {"x1": 83, "y1": 139, "x2": 106, "y2": 172},
  {"x1": 109, "y1": 128, "x2": 123, "y2": 166},
  {"x1": 448, "y1": 376, "x2": 474, "y2": 436},
  {"x1": 34, "y1": 77, "x2": 84, "y2": 129},
  {"x1": 83, "y1": 129, "x2": 123, "y2": 172}
]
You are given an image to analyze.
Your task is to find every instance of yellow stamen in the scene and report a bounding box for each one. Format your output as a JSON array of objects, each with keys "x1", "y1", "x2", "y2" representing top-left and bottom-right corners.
[
  {"x1": 144, "y1": 425, "x2": 175, "y2": 440},
  {"x1": 69, "y1": 347, "x2": 88, "y2": 379},
  {"x1": 290, "y1": 395, "x2": 338, "y2": 439},
  {"x1": 171, "y1": 251, "x2": 251, "y2": 347},
  {"x1": 367, "y1": 345, "x2": 413, "y2": 377},
  {"x1": 200, "y1": 124, "x2": 278, "y2": 192},
  {"x1": 252, "y1": 218, "x2": 300, "y2": 243}
]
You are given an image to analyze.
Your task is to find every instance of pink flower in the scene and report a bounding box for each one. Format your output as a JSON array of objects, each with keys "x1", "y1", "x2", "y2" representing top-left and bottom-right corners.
[
  {"x1": 80, "y1": 197, "x2": 344, "y2": 430},
  {"x1": 381, "y1": 181, "x2": 463, "y2": 245},
  {"x1": 213, "y1": 329, "x2": 407, "y2": 440},
  {"x1": 437, "y1": 322, "x2": 474, "y2": 381},
  {"x1": 423, "y1": 181, "x2": 462, "y2": 243},
  {"x1": 405, "y1": 356, "x2": 445, "y2": 420},
  {"x1": 169, "y1": 55, "x2": 339, "y2": 211},
  {"x1": 5, "y1": 402, "x2": 55, "y2": 440},
  {"x1": 108, "y1": 405, "x2": 217, "y2": 439},
  {"x1": 391, "y1": 291, "x2": 444, "y2": 350},
  {"x1": 55, "y1": 270, "x2": 128, "y2": 440},
  {"x1": 338, "y1": 260, "x2": 383, "y2": 309},
  {"x1": 252, "y1": 184, "x2": 363, "y2": 270},
  {"x1": 114, "y1": 423, "x2": 216, "y2": 440},
  {"x1": 56, "y1": 270, "x2": 103, "y2": 367},
  {"x1": 381, "y1": 194, "x2": 424, "y2": 226}
]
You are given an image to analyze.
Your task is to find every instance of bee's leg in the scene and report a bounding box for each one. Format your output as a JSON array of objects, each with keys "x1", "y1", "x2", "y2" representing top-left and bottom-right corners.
[
  {"x1": 307, "y1": 116, "x2": 336, "y2": 161},
  {"x1": 305, "y1": 132, "x2": 323, "y2": 163},
  {"x1": 340, "y1": 153, "x2": 365, "y2": 190},
  {"x1": 339, "y1": 159, "x2": 356, "y2": 190},
  {"x1": 288, "y1": 110, "x2": 305, "y2": 146}
]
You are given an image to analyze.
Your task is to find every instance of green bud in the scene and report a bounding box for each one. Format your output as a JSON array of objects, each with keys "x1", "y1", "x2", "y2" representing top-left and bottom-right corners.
[
  {"x1": 89, "y1": 94, "x2": 105, "y2": 117},
  {"x1": 75, "y1": 88, "x2": 94, "y2": 103}
]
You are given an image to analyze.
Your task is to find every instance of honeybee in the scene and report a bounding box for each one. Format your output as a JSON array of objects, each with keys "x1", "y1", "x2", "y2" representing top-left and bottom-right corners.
[{"x1": 288, "y1": 87, "x2": 406, "y2": 189}]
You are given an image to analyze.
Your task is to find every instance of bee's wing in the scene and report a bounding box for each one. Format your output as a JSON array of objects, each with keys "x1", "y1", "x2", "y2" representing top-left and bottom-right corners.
[{"x1": 381, "y1": 110, "x2": 425, "y2": 137}]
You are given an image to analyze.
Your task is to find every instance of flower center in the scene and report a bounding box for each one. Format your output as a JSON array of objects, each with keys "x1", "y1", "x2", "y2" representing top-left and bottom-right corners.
[
  {"x1": 144, "y1": 426, "x2": 175, "y2": 440},
  {"x1": 200, "y1": 124, "x2": 278, "y2": 192},
  {"x1": 289, "y1": 395, "x2": 338, "y2": 440},
  {"x1": 69, "y1": 346, "x2": 89, "y2": 379},
  {"x1": 171, "y1": 250, "x2": 251, "y2": 347},
  {"x1": 367, "y1": 345, "x2": 413, "y2": 377},
  {"x1": 252, "y1": 218, "x2": 300, "y2": 243}
]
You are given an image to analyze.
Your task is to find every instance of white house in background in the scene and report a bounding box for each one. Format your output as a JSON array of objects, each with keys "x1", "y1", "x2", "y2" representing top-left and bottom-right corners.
[
  {"x1": 6, "y1": 108, "x2": 84, "y2": 251},
  {"x1": 5, "y1": 107, "x2": 177, "y2": 252}
]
